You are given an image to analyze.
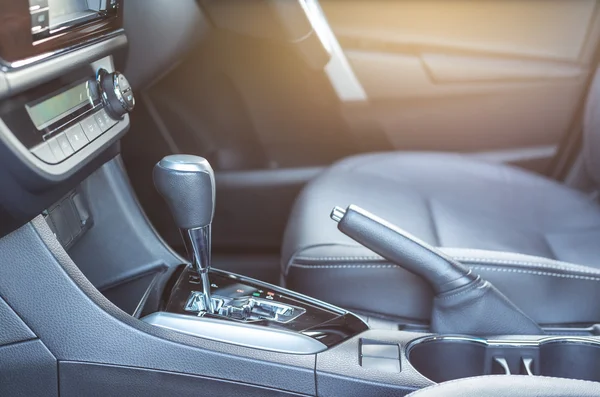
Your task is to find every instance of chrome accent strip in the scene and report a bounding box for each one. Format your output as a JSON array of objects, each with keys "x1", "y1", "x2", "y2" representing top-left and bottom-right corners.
[
  {"x1": 112, "y1": 72, "x2": 134, "y2": 112},
  {"x1": 158, "y1": 154, "x2": 214, "y2": 174},
  {"x1": 142, "y1": 312, "x2": 328, "y2": 355},
  {"x1": 298, "y1": 0, "x2": 367, "y2": 102},
  {"x1": 0, "y1": 31, "x2": 127, "y2": 100},
  {"x1": 1, "y1": 29, "x2": 125, "y2": 70},
  {"x1": 113, "y1": 73, "x2": 127, "y2": 110},
  {"x1": 183, "y1": 225, "x2": 214, "y2": 313}
]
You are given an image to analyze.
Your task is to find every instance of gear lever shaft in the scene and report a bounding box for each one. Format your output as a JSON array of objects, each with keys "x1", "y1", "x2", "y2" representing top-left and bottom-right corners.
[{"x1": 153, "y1": 155, "x2": 216, "y2": 313}]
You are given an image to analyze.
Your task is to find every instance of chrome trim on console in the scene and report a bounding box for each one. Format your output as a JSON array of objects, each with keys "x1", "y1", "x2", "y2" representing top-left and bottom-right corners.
[
  {"x1": 158, "y1": 154, "x2": 215, "y2": 173},
  {"x1": 142, "y1": 311, "x2": 328, "y2": 355},
  {"x1": 113, "y1": 72, "x2": 135, "y2": 112},
  {"x1": 0, "y1": 29, "x2": 126, "y2": 70},
  {"x1": 0, "y1": 31, "x2": 127, "y2": 100}
]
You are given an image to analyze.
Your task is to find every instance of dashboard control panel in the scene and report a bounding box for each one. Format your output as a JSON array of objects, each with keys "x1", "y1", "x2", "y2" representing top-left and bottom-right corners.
[
  {"x1": 2, "y1": 68, "x2": 133, "y2": 166},
  {"x1": 31, "y1": 107, "x2": 118, "y2": 164}
]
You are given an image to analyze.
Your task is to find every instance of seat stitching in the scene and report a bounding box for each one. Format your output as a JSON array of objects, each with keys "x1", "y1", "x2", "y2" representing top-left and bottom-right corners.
[
  {"x1": 289, "y1": 263, "x2": 600, "y2": 281},
  {"x1": 470, "y1": 266, "x2": 600, "y2": 282},
  {"x1": 294, "y1": 255, "x2": 600, "y2": 275},
  {"x1": 291, "y1": 263, "x2": 399, "y2": 269},
  {"x1": 295, "y1": 255, "x2": 382, "y2": 261},
  {"x1": 446, "y1": 248, "x2": 575, "y2": 262},
  {"x1": 454, "y1": 257, "x2": 600, "y2": 275},
  {"x1": 283, "y1": 243, "x2": 359, "y2": 277}
]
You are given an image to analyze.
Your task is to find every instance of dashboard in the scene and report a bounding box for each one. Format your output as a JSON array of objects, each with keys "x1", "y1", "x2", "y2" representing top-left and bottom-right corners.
[
  {"x1": 0, "y1": 0, "x2": 121, "y2": 63},
  {"x1": 0, "y1": 0, "x2": 131, "y2": 237}
]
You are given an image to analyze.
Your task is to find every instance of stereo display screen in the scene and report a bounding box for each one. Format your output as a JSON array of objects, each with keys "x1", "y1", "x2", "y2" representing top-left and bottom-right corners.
[
  {"x1": 25, "y1": 80, "x2": 97, "y2": 130},
  {"x1": 30, "y1": 0, "x2": 110, "y2": 37}
]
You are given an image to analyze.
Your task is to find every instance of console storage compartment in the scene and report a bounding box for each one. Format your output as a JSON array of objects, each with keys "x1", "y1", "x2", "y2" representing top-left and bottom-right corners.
[{"x1": 407, "y1": 336, "x2": 600, "y2": 383}]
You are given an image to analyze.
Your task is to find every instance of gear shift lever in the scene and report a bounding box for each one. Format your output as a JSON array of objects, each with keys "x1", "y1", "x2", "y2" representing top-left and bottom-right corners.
[{"x1": 153, "y1": 155, "x2": 216, "y2": 313}]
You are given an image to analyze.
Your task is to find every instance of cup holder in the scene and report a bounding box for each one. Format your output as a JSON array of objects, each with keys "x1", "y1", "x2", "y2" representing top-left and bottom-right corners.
[
  {"x1": 540, "y1": 340, "x2": 600, "y2": 382},
  {"x1": 407, "y1": 336, "x2": 600, "y2": 383}
]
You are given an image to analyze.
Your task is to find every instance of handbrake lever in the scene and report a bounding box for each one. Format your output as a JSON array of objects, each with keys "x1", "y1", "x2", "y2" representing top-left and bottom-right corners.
[
  {"x1": 331, "y1": 205, "x2": 543, "y2": 336},
  {"x1": 331, "y1": 205, "x2": 476, "y2": 294}
]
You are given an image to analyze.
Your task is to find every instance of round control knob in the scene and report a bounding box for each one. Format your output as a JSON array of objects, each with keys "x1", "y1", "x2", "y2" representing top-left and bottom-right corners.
[{"x1": 97, "y1": 68, "x2": 135, "y2": 119}]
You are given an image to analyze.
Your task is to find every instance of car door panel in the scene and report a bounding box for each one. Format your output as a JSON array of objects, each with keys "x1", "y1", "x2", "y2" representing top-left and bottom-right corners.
[{"x1": 321, "y1": 0, "x2": 600, "y2": 163}]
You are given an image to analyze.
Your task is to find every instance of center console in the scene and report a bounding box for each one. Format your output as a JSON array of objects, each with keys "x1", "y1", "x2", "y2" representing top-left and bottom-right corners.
[{"x1": 117, "y1": 152, "x2": 600, "y2": 395}]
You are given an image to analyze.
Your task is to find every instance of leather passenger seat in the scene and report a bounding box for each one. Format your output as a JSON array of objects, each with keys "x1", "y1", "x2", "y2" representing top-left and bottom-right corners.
[{"x1": 281, "y1": 70, "x2": 600, "y2": 327}]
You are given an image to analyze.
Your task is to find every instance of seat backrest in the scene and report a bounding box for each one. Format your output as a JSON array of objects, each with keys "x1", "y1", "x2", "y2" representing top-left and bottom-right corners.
[{"x1": 583, "y1": 67, "x2": 600, "y2": 185}]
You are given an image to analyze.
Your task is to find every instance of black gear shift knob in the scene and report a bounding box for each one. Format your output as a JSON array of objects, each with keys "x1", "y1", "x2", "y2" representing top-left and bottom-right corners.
[
  {"x1": 153, "y1": 155, "x2": 215, "y2": 230},
  {"x1": 153, "y1": 154, "x2": 216, "y2": 313}
]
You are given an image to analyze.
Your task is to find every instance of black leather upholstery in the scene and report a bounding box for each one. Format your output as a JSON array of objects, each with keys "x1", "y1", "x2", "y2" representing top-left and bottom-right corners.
[
  {"x1": 406, "y1": 376, "x2": 600, "y2": 397},
  {"x1": 282, "y1": 152, "x2": 600, "y2": 325},
  {"x1": 153, "y1": 155, "x2": 215, "y2": 230}
]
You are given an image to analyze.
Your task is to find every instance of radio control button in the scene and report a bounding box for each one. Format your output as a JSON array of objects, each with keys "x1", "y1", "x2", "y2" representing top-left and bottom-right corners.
[
  {"x1": 65, "y1": 124, "x2": 88, "y2": 152},
  {"x1": 94, "y1": 109, "x2": 117, "y2": 132},
  {"x1": 94, "y1": 112, "x2": 107, "y2": 131},
  {"x1": 80, "y1": 116, "x2": 103, "y2": 141},
  {"x1": 31, "y1": 143, "x2": 57, "y2": 164},
  {"x1": 118, "y1": 74, "x2": 130, "y2": 91},
  {"x1": 97, "y1": 69, "x2": 135, "y2": 119},
  {"x1": 123, "y1": 89, "x2": 134, "y2": 107},
  {"x1": 48, "y1": 137, "x2": 68, "y2": 160},
  {"x1": 56, "y1": 134, "x2": 74, "y2": 157}
]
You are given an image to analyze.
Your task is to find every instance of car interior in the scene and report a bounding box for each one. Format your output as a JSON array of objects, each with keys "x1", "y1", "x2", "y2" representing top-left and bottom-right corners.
[{"x1": 2, "y1": 0, "x2": 600, "y2": 396}]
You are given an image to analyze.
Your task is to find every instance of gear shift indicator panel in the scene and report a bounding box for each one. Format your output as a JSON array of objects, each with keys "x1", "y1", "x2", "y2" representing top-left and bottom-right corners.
[
  {"x1": 184, "y1": 290, "x2": 306, "y2": 324},
  {"x1": 164, "y1": 266, "x2": 368, "y2": 348}
]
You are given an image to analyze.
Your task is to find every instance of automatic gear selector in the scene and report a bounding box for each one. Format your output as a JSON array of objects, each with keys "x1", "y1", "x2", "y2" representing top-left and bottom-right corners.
[
  {"x1": 148, "y1": 155, "x2": 367, "y2": 354},
  {"x1": 153, "y1": 154, "x2": 217, "y2": 313},
  {"x1": 153, "y1": 155, "x2": 304, "y2": 323}
]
